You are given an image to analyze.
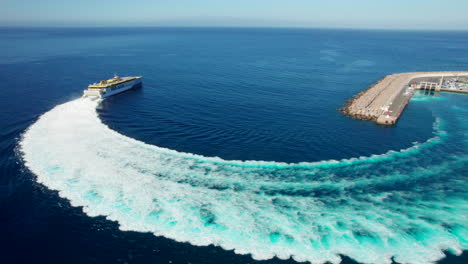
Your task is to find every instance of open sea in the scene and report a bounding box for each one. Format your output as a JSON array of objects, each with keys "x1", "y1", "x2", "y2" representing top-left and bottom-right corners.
[{"x1": 0, "y1": 27, "x2": 467, "y2": 264}]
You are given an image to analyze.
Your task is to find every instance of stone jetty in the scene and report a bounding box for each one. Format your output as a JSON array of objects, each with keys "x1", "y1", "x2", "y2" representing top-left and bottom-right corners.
[{"x1": 340, "y1": 71, "x2": 468, "y2": 125}]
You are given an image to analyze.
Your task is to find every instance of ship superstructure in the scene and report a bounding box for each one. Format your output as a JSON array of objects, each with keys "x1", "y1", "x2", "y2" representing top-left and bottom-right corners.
[{"x1": 83, "y1": 74, "x2": 142, "y2": 99}]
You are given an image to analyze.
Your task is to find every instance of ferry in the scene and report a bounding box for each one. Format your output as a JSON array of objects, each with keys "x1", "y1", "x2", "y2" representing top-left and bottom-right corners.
[{"x1": 83, "y1": 74, "x2": 142, "y2": 99}]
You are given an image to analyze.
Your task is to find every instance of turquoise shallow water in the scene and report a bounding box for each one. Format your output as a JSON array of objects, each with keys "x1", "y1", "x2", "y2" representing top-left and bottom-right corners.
[{"x1": 0, "y1": 27, "x2": 467, "y2": 263}]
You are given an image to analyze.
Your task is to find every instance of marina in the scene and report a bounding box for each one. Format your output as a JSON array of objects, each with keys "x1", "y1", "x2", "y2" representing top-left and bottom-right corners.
[{"x1": 340, "y1": 71, "x2": 468, "y2": 125}]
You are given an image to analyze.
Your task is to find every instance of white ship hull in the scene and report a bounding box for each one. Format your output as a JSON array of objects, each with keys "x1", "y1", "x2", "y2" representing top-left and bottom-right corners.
[
  {"x1": 101, "y1": 78, "x2": 142, "y2": 98},
  {"x1": 83, "y1": 76, "x2": 142, "y2": 99}
]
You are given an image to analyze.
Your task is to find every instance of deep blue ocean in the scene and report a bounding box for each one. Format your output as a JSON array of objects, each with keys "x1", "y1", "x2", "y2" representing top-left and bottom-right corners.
[{"x1": 0, "y1": 27, "x2": 467, "y2": 264}]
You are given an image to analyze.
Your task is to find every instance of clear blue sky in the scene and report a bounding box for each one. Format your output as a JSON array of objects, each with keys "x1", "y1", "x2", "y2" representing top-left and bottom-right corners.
[{"x1": 1, "y1": 0, "x2": 468, "y2": 30}]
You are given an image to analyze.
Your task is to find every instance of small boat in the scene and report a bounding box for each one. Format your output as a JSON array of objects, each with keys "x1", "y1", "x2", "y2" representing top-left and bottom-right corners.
[{"x1": 83, "y1": 74, "x2": 142, "y2": 99}]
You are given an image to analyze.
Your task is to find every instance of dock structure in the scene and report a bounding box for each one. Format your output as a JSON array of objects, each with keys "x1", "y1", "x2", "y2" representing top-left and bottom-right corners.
[{"x1": 340, "y1": 71, "x2": 468, "y2": 125}]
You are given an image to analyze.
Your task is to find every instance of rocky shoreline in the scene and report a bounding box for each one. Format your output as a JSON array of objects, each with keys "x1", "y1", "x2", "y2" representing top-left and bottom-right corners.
[{"x1": 338, "y1": 77, "x2": 384, "y2": 122}]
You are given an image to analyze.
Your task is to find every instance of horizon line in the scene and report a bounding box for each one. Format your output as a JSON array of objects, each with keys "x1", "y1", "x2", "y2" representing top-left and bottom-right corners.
[{"x1": 1, "y1": 24, "x2": 468, "y2": 32}]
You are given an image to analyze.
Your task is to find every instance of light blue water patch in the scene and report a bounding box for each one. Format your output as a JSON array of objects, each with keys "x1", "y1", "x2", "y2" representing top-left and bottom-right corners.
[
  {"x1": 411, "y1": 91, "x2": 448, "y2": 102},
  {"x1": 20, "y1": 98, "x2": 468, "y2": 264}
]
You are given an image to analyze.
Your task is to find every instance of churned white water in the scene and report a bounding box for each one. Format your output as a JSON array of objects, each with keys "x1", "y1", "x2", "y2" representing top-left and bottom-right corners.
[{"x1": 20, "y1": 98, "x2": 467, "y2": 264}]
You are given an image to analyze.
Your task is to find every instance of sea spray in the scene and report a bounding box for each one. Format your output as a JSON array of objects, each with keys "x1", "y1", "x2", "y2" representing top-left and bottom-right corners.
[{"x1": 20, "y1": 98, "x2": 468, "y2": 264}]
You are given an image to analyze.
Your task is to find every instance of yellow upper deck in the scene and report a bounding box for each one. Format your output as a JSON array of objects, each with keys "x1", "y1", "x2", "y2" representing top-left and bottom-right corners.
[{"x1": 88, "y1": 74, "x2": 139, "y2": 89}]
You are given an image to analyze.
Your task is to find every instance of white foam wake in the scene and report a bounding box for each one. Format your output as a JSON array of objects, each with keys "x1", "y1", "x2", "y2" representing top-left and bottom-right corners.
[{"x1": 20, "y1": 98, "x2": 467, "y2": 264}]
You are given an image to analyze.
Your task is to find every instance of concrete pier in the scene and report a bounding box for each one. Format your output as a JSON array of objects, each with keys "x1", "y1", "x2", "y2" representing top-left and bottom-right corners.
[{"x1": 340, "y1": 71, "x2": 468, "y2": 125}]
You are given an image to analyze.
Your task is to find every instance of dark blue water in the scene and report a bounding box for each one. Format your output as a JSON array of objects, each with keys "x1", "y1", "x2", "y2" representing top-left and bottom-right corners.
[{"x1": 1, "y1": 27, "x2": 467, "y2": 264}]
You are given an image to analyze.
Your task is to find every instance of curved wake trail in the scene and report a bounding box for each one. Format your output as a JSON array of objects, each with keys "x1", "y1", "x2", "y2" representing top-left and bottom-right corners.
[{"x1": 20, "y1": 98, "x2": 467, "y2": 264}]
